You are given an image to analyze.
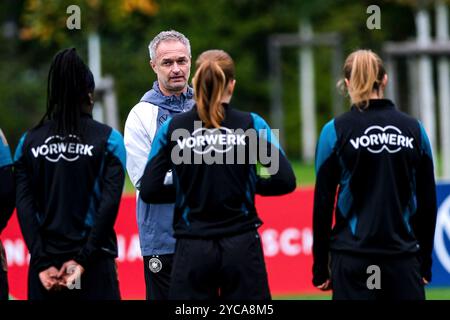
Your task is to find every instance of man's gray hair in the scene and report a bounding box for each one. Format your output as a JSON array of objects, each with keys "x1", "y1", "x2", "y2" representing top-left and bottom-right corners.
[{"x1": 148, "y1": 30, "x2": 191, "y2": 60}]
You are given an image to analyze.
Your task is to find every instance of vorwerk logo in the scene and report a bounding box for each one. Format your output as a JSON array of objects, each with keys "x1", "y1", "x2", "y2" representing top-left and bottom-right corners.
[
  {"x1": 170, "y1": 121, "x2": 280, "y2": 173},
  {"x1": 31, "y1": 135, "x2": 94, "y2": 162},
  {"x1": 434, "y1": 195, "x2": 450, "y2": 274},
  {"x1": 177, "y1": 126, "x2": 246, "y2": 155},
  {"x1": 350, "y1": 125, "x2": 414, "y2": 154}
]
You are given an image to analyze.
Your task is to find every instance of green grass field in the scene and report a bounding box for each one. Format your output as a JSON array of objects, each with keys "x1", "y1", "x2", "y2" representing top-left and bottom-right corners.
[
  {"x1": 273, "y1": 287, "x2": 450, "y2": 300},
  {"x1": 291, "y1": 161, "x2": 315, "y2": 187}
]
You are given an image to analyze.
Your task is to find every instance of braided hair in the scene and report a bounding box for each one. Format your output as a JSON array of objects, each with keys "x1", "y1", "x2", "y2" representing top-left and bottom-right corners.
[{"x1": 39, "y1": 48, "x2": 95, "y2": 135}]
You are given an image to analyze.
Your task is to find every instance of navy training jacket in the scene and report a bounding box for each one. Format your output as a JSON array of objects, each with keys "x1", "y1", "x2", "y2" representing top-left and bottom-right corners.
[
  {"x1": 14, "y1": 114, "x2": 126, "y2": 272},
  {"x1": 312, "y1": 99, "x2": 437, "y2": 285}
]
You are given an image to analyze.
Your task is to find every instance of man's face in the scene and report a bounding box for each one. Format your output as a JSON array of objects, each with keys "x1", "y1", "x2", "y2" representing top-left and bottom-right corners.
[{"x1": 150, "y1": 40, "x2": 191, "y2": 96}]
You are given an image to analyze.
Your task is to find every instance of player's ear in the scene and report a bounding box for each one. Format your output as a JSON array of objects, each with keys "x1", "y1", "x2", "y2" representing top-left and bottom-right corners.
[
  {"x1": 228, "y1": 79, "x2": 236, "y2": 95},
  {"x1": 150, "y1": 60, "x2": 157, "y2": 74},
  {"x1": 344, "y1": 78, "x2": 350, "y2": 88},
  {"x1": 88, "y1": 93, "x2": 94, "y2": 106},
  {"x1": 382, "y1": 74, "x2": 388, "y2": 87}
]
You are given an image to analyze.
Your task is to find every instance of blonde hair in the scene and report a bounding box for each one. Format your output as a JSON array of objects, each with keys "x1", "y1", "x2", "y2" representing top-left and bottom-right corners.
[
  {"x1": 338, "y1": 49, "x2": 386, "y2": 109},
  {"x1": 192, "y1": 50, "x2": 235, "y2": 128}
]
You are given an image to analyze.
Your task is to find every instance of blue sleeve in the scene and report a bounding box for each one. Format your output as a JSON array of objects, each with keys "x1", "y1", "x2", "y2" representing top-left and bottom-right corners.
[
  {"x1": 418, "y1": 121, "x2": 433, "y2": 160},
  {"x1": 74, "y1": 128, "x2": 126, "y2": 268},
  {"x1": 107, "y1": 129, "x2": 127, "y2": 170},
  {"x1": 14, "y1": 133, "x2": 27, "y2": 162},
  {"x1": 312, "y1": 119, "x2": 340, "y2": 286},
  {"x1": 411, "y1": 120, "x2": 437, "y2": 282},
  {"x1": 14, "y1": 131, "x2": 53, "y2": 271},
  {"x1": 250, "y1": 113, "x2": 296, "y2": 196},
  {"x1": 0, "y1": 129, "x2": 13, "y2": 167},
  {"x1": 250, "y1": 112, "x2": 285, "y2": 156},
  {"x1": 315, "y1": 119, "x2": 337, "y2": 173}
]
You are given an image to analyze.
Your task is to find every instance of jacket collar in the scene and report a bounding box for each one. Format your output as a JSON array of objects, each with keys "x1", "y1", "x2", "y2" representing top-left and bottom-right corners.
[{"x1": 140, "y1": 81, "x2": 194, "y2": 113}]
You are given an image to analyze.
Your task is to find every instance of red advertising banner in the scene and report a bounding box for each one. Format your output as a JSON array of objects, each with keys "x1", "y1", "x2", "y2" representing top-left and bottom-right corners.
[{"x1": 1, "y1": 188, "x2": 316, "y2": 299}]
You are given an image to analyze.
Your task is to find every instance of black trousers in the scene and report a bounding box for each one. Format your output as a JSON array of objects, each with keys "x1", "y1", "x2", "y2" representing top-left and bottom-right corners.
[
  {"x1": 330, "y1": 251, "x2": 425, "y2": 300},
  {"x1": 0, "y1": 271, "x2": 7, "y2": 300},
  {"x1": 169, "y1": 230, "x2": 271, "y2": 300},
  {"x1": 143, "y1": 254, "x2": 173, "y2": 300},
  {"x1": 28, "y1": 255, "x2": 121, "y2": 300},
  {"x1": 0, "y1": 242, "x2": 8, "y2": 300}
]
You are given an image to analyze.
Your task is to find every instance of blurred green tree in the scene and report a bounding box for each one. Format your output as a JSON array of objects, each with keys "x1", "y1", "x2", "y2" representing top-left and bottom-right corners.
[{"x1": 0, "y1": 0, "x2": 421, "y2": 158}]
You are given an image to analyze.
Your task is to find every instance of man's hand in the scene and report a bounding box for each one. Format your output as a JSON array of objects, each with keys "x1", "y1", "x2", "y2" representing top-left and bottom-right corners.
[
  {"x1": 57, "y1": 260, "x2": 85, "y2": 288},
  {"x1": 38, "y1": 266, "x2": 61, "y2": 291},
  {"x1": 316, "y1": 279, "x2": 332, "y2": 291}
]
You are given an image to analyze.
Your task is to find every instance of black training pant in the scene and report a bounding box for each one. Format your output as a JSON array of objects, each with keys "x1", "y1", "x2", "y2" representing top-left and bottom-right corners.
[
  {"x1": 0, "y1": 271, "x2": 7, "y2": 300},
  {"x1": 330, "y1": 251, "x2": 425, "y2": 300},
  {"x1": 169, "y1": 230, "x2": 271, "y2": 300},
  {"x1": 0, "y1": 242, "x2": 8, "y2": 300},
  {"x1": 143, "y1": 254, "x2": 173, "y2": 300}
]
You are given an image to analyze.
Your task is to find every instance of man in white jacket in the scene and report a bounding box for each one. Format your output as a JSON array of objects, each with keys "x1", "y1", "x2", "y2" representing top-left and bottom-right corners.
[{"x1": 124, "y1": 30, "x2": 194, "y2": 300}]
